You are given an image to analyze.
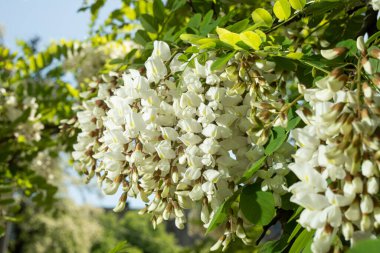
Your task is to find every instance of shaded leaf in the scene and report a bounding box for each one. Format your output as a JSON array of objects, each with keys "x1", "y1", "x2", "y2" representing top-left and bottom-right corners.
[
  {"x1": 240, "y1": 184, "x2": 275, "y2": 226},
  {"x1": 210, "y1": 52, "x2": 235, "y2": 71},
  {"x1": 289, "y1": 229, "x2": 314, "y2": 253},
  {"x1": 238, "y1": 156, "x2": 267, "y2": 184},
  {"x1": 264, "y1": 127, "x2": 288, "y2": 155},
  {"x1": 206, "y1": 189, "x2": 241, "y2": 233}
]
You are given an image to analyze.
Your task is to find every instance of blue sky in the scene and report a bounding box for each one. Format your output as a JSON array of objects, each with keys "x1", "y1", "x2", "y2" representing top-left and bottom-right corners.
[
  {"x1": 0, "y1": 0, "x2": 118, "y2": 51},
  {"x1": 0, "y1": 0, "x2": 145, "y2": 209}
]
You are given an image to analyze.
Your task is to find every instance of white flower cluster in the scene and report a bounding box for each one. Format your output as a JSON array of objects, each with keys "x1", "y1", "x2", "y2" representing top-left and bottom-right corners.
[
  {"x1": 73, "y1": 41, "x2": 259, "y2": 237},
  {"x1": 289, "y1": 37, "x2": 380, "y2": 253},
  {"x1": 63, "y1": 40, "x2": 136, "y2": 83},
  {"x1": 0, "y1": 88, "x2": 44, "y2": 142}
]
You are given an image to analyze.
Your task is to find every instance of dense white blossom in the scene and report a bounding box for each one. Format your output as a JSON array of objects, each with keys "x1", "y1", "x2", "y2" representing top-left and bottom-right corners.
[
  {"x1": 72, "y1": 41, "x2": 263, "y2": 238},
  {"x1": 288, "y1": 37, "x2": 380, "y2": 253}
]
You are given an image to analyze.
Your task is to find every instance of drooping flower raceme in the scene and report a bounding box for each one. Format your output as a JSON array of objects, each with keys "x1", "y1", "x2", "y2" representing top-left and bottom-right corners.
[
  {"x1": 288, "y1": 37, "x2": 380, "y2": 253},
  {"x1": 72, "y1": 41, "x2": 264, "y2": 244}
]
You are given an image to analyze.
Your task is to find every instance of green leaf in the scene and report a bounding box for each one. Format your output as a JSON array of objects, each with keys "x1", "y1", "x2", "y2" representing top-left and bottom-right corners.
[
  {"x1": 347, "y1": 239, "x2": 380, "y2": 253},
  {"x1": 134, "y1": 30, "x2": 151, "y2": 45},
  {"x1": 240, "y1": 184, "x2": 275, "y2": 226},
  {"x1": 273, "y1": 0, "x2": 291, "y2": 21},
  {"x1": 153, "y1": 0, "x2": 165, "y2": 22},
  {"x1": 286, "y1": 108, "x2": 301, "y2": 131},
  {"x1": 140, "y1": 14, "x2": 158, "y2": 33},
  {"x1": 180, "y1": 34, "x2": 204, "y2": 44},
  {"x1": 206, "y1": 189, "x2": 241, "y2": 233},
  {"x1": 366, "y1": 31, "x2": 380, "y2": 47},
  {"x1": 210, "y1": 52, "x2": 235, "y2": 71},
  {"x1": 287, "y1": 223, "x2": 302, "y2": 243},
  {"x1": 251, "y1": 8, "x2": 273, "y2": 27},
  {"x1": 188, "y1": 13, "x2": 202, "y2": 30},
  {"x1": 226, "y1": 19, "x2": 249, "y2": 33},
  {"x1": 289, "y1": 0, "x2": 306, "y2": 11},
  {"x1": 216, "y1": 27, "x2": 242, "y2": 49},
  {"x1": 238, "y1": 156, "x2": 267, "y2": 184},
  {"x1": 289, "y1": 229, "x2": 314, "y2": 253},
  {"x1": 171, "y1": 0, "x2": 186, "y2": 11},
  {"x1": 240, "y1": 31, "x2": 262, "y2": 50},
  {"x1": 264, "y1": 127, "x2": 288, "y2": 155}
]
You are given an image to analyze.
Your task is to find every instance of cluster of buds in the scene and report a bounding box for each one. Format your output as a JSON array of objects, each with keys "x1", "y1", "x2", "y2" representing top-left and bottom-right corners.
[{"x1": 289, "y1": 37, "x2": 380, "y2": 253}]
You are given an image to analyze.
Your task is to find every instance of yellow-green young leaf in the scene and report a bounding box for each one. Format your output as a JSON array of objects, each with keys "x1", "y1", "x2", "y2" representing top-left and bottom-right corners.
[
  {"x1": 273, "y1": 0, "x2": 291, "y2": 21},
  {"x1": 286, "y1": 52, "x2": 303, "y2": 59},
  {"x1": 240, "y1": 31, "x2": 262, "y2": 50},
  {"x1": 28, "y1": 56, "x2": 37, "y2": 71},
  {"x1": 216, "y1": 27, "x2": 242, "y2": 49},
  {"x1": 251, "y1": 8, "x2": 273, "y2": 27},
  {"x1": 66, "y1": 83, "x2": 79, "y2": 98},
  {"x1": 289, "y1": 0, "x2": 306, "y2": 10},
  {"x1": 199, "y1": 41, "x2": 216, "y2": 49},
  {"x1": 255, "y1": 29, "x2": 267, "y2": 42},
  {"x1": 36, "y1": 53, "x2": 45, "y2": 69},
  {"x1": 197, "y1": 38, "x2": 218, "y2": 48},
  {"x1": 180, "y1": 34, "x2": 204, "y2": 44}
]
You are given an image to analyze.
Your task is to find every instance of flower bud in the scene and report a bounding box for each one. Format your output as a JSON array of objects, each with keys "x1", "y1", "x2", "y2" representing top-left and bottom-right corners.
[
  {"x1": 113, "y1": 192, "x2": 128, "y2": 212},
  {"x1": 345, "y1": 201, "x2": 361, "y2": 221},
  {"x1": 360, "y1": 195, "x2": 374, "y2": 214},
  {"x1": 161, "y1": 184, "x2": 170, "y2": 199},
  {"x1": 369, "y1": 48, "x2": 380, "y2": 60},
  {"x1": 362, "y1": 58, "x2": 373, "y2": 75},
  {"x1": 210, "y1": 236, "x2": 224, "y2": 251},
  {"x1": 175, "y1": 216, "x2": 185, "y2": 229},
  {"x1": 367, "y1": 177, "x2": 379, "y2": 195},
  {"x1": 342, "y1": 222, "x2": 354, "y2": 241},
  {"x1": 360, "y1": 214, "x2": 373, "y2": 232},
  {"x1": 156, "y1": 214, "x2": 163, "y2": 225},
  {"x1": 163, "y1": 202, "x2": 172, "y2": 220},
  {"x1": 320, "y1": 48, "x2": 346, "y2": 60},
  {"x1": 352, "y1": 177, "x2": 363, "y2": 193},
  {"x1": 173, "y1": 202, "x2": 184, "y2": 218},
  {"x1": 201, "y1": 201, "x2": 210, "y2": 224},
  {"x1": 222, "y1": 233, "x2": 232, "y2": 251},
  {"x1": 236, "y1": 220, "x2": 246, "y2": 239},
  {"x1": 357, "y1": 36, "x2": 366, "y2": 53},
  {"x1": 362, "y1": 82, "x2": 373, "y2": 99},
  {"x1": 362, "y1": 160, "x2": 376, "y2": 178}
]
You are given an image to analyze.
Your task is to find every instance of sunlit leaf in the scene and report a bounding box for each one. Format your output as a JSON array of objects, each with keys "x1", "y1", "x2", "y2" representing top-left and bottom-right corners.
[
  {"x1": 240, "y1": 31, "x2": 262, "y2": 50},
  {"x1": 289, "y1": 0, "x2": 306, "y2": 11},
  {"x1": 273, "y1": 0, "x2": 291, "y2": 21},
  {"x1": 251, "y1": 8, "x2": 273, "y2": 27}
]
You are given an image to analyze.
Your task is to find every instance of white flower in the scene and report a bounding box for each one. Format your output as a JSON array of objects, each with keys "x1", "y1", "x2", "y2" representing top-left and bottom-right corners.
[
  {"x1": 145, "y1": 56, "x2": 167, "y2": 83},
  {"x1": 161, "y1": 127, "x2": 178, "y2": 141},
  {"x1": 199, "y1": 138, "x2": 220, "y2": 154},
  {"x1": 155, "y1": 140, "x2": 176, "y2": 159},
  {"x1": 152, "y1": 41, "x2": 171, "y2": 61},
  {"x1": 178, "y1": 119, "x2": 202, "y2": 133}
]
